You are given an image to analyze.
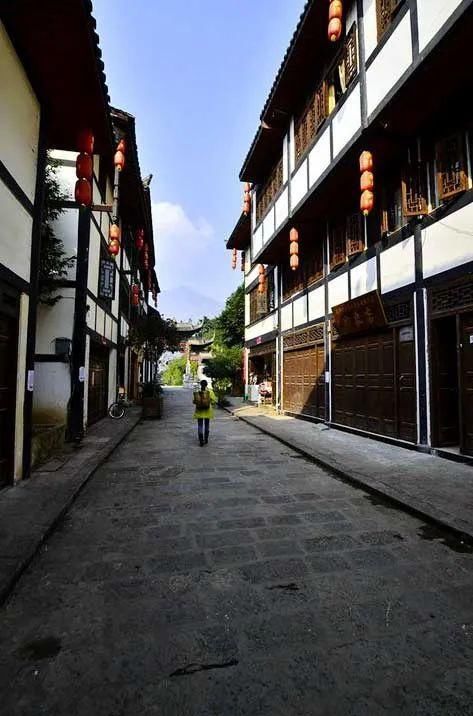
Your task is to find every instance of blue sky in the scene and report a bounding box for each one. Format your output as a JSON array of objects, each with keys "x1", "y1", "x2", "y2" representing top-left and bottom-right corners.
[{"x1": 93, "y1": 0, "x2": 306, "y2": 321}]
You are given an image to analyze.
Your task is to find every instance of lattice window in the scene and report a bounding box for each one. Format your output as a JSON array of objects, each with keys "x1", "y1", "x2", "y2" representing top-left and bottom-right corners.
[
  {"x1": 436, "y1": 133, "x2": 468, "y2": 201},
  {"x1": 283, "y1": 324, "x2": 324, "y2": 349},
  {"x1": 295, "y1": 81, "x2": 328, "y2": 164},
  {"x1": 346, "y1": 213, "x2": 364, "y2": 257},
  {"x1": 344, "y1": 25, "x2": 358, "y2": 87},
  {"x1": 384, "y1": 300, "x2": 412, "y2": 324},
  {"x1": 402, "y1": 145, "x2": 428, "y2": 217},
  {"x1": 430, "y1": 280, "x2": 473, "y2": 316},
  {"x1": 330, "y1": 221, "x2": 347, "y2": 270},
  {"x1": 376, "y1": 0, "x2": 404, "y2": 40},
  {"x1": 256, "y1": 157, "x2": 284, "y2": 224}
]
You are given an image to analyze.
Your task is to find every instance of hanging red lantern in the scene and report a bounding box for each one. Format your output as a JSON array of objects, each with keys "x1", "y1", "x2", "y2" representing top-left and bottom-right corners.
[
  {"x1": 108, "y1": 239, "x2": 120, "y2": 257},
  {"x1": 329, "y1": 0, "x2": 343, "y2": 21},
  {"x1": 135, "y1": 228, "x2": 144, "y2": 250},
  {"x1": 258, "y1": 264, "x2": 266, "y2": 294},
  {"x1": 76, "y1": 153, "x2": 93, "y2": 181},
  {"x1": 109, "y1": 223, "x2": 121, "y2": 241},
  {"x1": 289, "y1": 227, "x2": 299, "y2": 271},
  {"x1": 131, "y1": 284, "x2": 140, "y2": 307},
  {"x1": 290, "y1": 254, "x2": 299, "y2": 271},
  {"x1": 116, "y1": 139, "x2": 125, "y2": 153},
  {"x1": 243, "y1": 182, "x2": 252, "y2": 215},
  {"x1": 359, "y1": 151, "x2": 374, "y2": 216},
  {"x1": 74, "y1": 178, "x2": 92, "y2": 207},
  {"x1": 78, "y1": 129, "x2": 94, "y2": 155},
  {"x1": 114, "y1": 149, "x2": 125, "y2": 172},
  {"x1": 231, "y1": 248, "x2": 237, "y2": 270}
]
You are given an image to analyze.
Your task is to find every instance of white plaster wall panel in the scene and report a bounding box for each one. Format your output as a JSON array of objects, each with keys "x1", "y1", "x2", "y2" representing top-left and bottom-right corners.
[
  {"x1": 112, "y1": 276, "x2": 119, "y2": 318},
  {"x1": 422, "y1": 202, "x2": 473, "y2": 279},
  {"x1": 252, "y1": 225, "x2": 263, "y2": 257},
  {"x1": 87, "y1": 299, "x2": 96, "y2": 332},
  {"x1": 35, "y1": 289, "x2": 75, "y2": 354},
  {"x1": 308, "y1": 128, "x2": 331, "y2": 188},
  {"x1": 96, "y1": 306, "x2": 105, "y2": 337},
  {"x1": 291, "y1": 160, "x2": 308, "y2": 209},
  {"x1": 362, "y1": 0, "x2": 378, "y2": 60},
  {"x1": 93, "y1": 177, "x2": 101, "y2": 205},
  {"x1": 14, "y1": 293, "x2": 28, "y2": 481},
  {"x1": 121, "y1": 317, "x2": 129, "y2": 339},
  {"x1": 245, "y1": 263, "x2": 260, "y2": 288},
  {"x1": 366, "y1": 13, "x2": 412, "y2": 117},
  {"x1": 283, "y1": 134, "x2": 289, "y2": 184},
  {"x1": 103, "y1": 313, "x2": 110, "y2": 341},
  {"x1": 281, "y1": 303, "x2": 293, "y2": 332},
  {"x1": 0, "y1": 22, "x2": 40, "y2": 202},
  {"x1": 33, "y1": 362, "x2": 70, "y2": 425},
  {"x1": 417, "y1": 0, "x2": 463, "y2": 52},
  {"x1": 83, "y1": 335, "x2": 90, "y2": 428},
  {"x1": 308, "y1": 286, "x2": 325, "y2": 322},
  {"x1": 293, "y1": 295, "x2": 308, "y2": 327},
  {"x1": 245, "y1": 293, "x2": 250, "y2": 325},
  {"x1": 332, "y1": 84, "x2": 361, "y2": 157},
  {"x1": 122, "y1": 252, "x2": 130, "y2": 275},
  {"x1": 329, "y1": 273, "x2": 349, "y2": 310},
  {"x1": 108, "y1": 348, "x2": 117, "y2": 405},
  {"x1": 87, "y1": 223, "x2": 101, "y2": 294},
  {"x1": 245, "y1": 313, "x2": 277, "y2": 342},
  {"x1": 380, "y1": 237, "x2": 415, "y2": 293},
  {"x1": 106, "y1": 178, "x2": 113, "y2": 205},
  {"x1": 111, "y1": 320, "x2": 118, "y2": 344},
  {"x1": 0, "y1": 182, "x2": 32, "y2": 282},
  {"x1": 350, "y1": 257, "x2": 377, "y2": 298},
  {"x1": 275, "y1": 187, "x2": 289, "y2": 231},
  {"x1": 263, "y1": 207, "x2": 275, "y2": 245},
  {"x1": 52, "y1": 209, "x2": 78, "y2": 280}
]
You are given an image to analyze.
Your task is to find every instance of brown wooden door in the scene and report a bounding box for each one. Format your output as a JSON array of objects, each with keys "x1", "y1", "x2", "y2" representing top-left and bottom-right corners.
[
  {"x1": 0, "y1": 314, "x2": 18, "y2": 487},
  {"x1": 431, "y1": 316, "x2": 459, "y2": 447},
  {"x1": 283, "y1": 345, "x2": 325, "y2": 418},
  {"x1": 397, "y1": 327, "x2": 417, "y2": 443},
  {"x1": 88, "y1": 345, "x2": 109, "y2": 426},
  {"x1": 460, "y1": 313, "x2": 473, "y2": 455}
]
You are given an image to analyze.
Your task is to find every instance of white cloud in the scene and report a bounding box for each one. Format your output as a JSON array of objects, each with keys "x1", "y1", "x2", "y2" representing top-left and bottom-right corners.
[{"x1": 152, "y1": 202, "x2": 214, "y2": 294}]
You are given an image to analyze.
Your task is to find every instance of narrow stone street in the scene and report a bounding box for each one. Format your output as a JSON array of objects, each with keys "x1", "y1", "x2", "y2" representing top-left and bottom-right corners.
[{"x1": 1, "y1": 388, "x2": 473, "y2": 715}]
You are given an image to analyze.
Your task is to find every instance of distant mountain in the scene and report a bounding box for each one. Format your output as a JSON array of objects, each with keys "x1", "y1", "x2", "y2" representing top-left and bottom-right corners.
[{"x1": 158, "y1": 285, "x2": 222, "y2": 323}]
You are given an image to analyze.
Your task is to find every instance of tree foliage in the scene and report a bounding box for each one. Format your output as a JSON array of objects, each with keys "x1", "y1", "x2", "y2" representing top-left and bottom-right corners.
[
  {"x1": 161, "y1": 356, "x2": 197, "y2": 386},
  {"x1": 215, "y1": 284, "x2": 244, "y2": 348},
  {"x1": 39, "y1": 156, "x2": 76, "y2": 305},
  {"x1": 128, "y1": 313, "x2": 180, "y2": 370},
  {"x1": 203, "y1": 345, "x2": 242, "y2": 401}
]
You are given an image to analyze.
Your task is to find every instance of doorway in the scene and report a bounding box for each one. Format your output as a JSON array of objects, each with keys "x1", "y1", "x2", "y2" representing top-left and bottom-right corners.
[{"x1": 431, "y1": 316, "x2": 459, "y2": 448}]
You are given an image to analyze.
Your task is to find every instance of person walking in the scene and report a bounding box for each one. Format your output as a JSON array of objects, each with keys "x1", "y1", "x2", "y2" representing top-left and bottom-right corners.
[{"x1": 193, "y1": 379, "x2": 216, "y2": 446}]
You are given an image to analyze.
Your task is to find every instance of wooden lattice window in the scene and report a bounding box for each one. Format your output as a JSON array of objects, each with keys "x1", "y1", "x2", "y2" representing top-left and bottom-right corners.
[
  {"x1": 343, "y1": 25, "x2": 358, "y2": 88},
  {"x1": 402, "y1": 144, "x2": 428, "y2": 216},
  {"x1": 295, "y1": 81, "x2": 328, "y2": 164},
  {"x1": 249, "y1": 286, "x2": 259, "y2": 324},
  {"x1": 346, "y1": 213, "x2": 364, "y2": 257},
  {"x1": 376, "y1": 0, "x2": 404, "y2": 40},
  {"x1": 255, "y1": 156, "x2": 284, "y2": 223},
  {"x1": 436, "y1": 133, "x2": 468, "y2": 201},
  {"x1": 330, "y1": 221, "x2": 347, "y2": 269}
]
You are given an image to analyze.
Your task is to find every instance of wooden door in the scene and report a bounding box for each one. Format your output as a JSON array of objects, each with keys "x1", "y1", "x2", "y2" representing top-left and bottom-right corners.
[
  {"x1": 460, "y1": 313, "x2": 473, "y2": 455},
  {"x1": 88, "y1": 345, "x2": 109, "y2": 426},
  {"x1": 431, "y1": 317, "x2": 459, "y2": 447},
  {"x1": 0, "y1": 314, "x2": 17, "y2": 487},
  {"x1": 283, "y1": 345, "x2": 325, "y2": 418},
  {"x1": 397, "y1": 327, "x2": 417, "y2": 443}
]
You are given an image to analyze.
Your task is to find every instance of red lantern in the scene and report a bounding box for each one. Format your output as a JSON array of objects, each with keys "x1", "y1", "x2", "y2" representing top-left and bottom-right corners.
[
  {"x1": 135, "y1": 228, "x2": 144, "y2": 250},
  {"x1": 231, "y1": 248, "x2": 237, "y2": 270},
  {"x1": 290, "y1": 254, "x2": 299, "y2": 271},
  {"x1": 114, "y1": 150, "x2": 125, "y2": 172},
  {"x1": 109, "y1": 223, "x2": 121, "y2": 241},
  {"x1": 360, "y1": 171, "x2": 374, "y2": 192},
  {"x1": 74, "y1": 178, "x2": 92, "y2": 207},
  {"x1": 78, "y1": 130, "x2": 94, "y2": 155},
  {"x1": 116, "y1": 139, "x2": 125, "y2": 153},
  {"x1": 76, "y1": 153, "x2": 93, "y2": 181},
  {"x1": 359, "y1": 151, "x2": 373, "y2": 173},
  {"x1": 243, "y1": 182, "x2": 252, "y2": 215},
  {"x1": 258, "y1": 264, "x2": 265, "y2": 294},
  {"x1": 328, "y1": 17, "x2": 342, "y2": 42},
  {"x1": 289, "y1": 227, "x2": 299, "y2": 271},
  {"x1": 108, "y1": 239, "x2": 120, "y2": 257},
  {"x1": 361, "y1": 190, "x2": 374, "y2": 216},
  {"x1": 329, "y1": 0, "x2": 343, "y2": 21}
]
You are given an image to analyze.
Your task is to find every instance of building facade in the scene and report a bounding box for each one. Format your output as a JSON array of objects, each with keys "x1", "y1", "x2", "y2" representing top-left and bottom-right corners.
[{"x1": 228, "y1": 0, "x2": 473, "y2": 458}]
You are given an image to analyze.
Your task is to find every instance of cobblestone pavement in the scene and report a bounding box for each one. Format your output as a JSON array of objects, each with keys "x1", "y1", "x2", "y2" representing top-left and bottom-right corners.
[{"x1": 1, "y1": 388, "x2": 473, "y2": 715}]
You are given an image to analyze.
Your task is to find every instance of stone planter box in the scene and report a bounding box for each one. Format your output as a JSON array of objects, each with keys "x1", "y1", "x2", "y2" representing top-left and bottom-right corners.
[{"x1": 142, "y1": 396, "x2": 163, "y2": 420}]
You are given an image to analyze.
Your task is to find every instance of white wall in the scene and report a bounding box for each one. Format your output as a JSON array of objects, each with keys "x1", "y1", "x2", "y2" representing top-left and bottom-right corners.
[
  {"x1": 422, "y1": 202, "x2": 473, "y2": 279},
  {"x1": 252, "y1": 224, "x2": 263, "y2": 257},
  {"x1": 308, "y1": 285, "x2": 325, "y2": 322},
  {"x1": 350, "y1": 257, "x2": 377, "y2": 298},
  {"x1": 366, "y1": 12, "x2": 412, "y2": 118},
  {"x1": 417, "y1": 0, "x2": 463, "y2": 53},
  {"x1": 0, "y1": 21, "x2": 40, "y2": 202},
  {"x1": 35, "y1": 288, "x2": 75, "y2": 354},
  {"x1": 380, "y1": 237, "x2": 415, "y2": 293},
  {"x1": 14, "y1": 293, "x2": 28, "y2": 482},
  {"x1": 0, "y1": 181, "x2": 33, "y2": 283},
  {"x1": 87, "y1": 220, "x2": 101, "y2": 295},
  {"x1": 293, "y1": 295, "x2": 308, "y2": 327},
  {"x1": 328, "y1": 273, "x2": 349, "y2": 310},
  {"x1": 263, "y1": 207, "x2": 275, "y2": 245},
  {"x1": 281, "y1": 303, "x2": 293, "y2": 332},
  {"x1": 245, "y1": 292, "x2": 250, "y2": 325},
  {"x1": 291, "y1": 160, "x2": 308, "y2": 209},
  {"x1": 309, "y1": 127, "x2": 331, "y2": 189},
  {"x1": 275, "y1": 187, "x2": 289, "y2": 231},
  {"x1": 362, "y1": 0, "x2": 378, "y2": 60},
  {"x1": 245, "y1": 263, "x2": 260, "y2": 288},
  {"x1": 245, "y1": 312, "x2": 278, "y2": 342},
  {"x1": 108, "y1": 348, "x2": 117, "y2": 405},
  {"x1": 33, "y1": 362, "x2": 70, "y2": 425},
  {"x1": 332, "y1": 84, "x2": 361, "y2": 157}
]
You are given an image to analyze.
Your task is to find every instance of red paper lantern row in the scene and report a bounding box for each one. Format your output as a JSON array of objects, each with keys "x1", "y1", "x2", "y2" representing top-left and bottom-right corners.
[
  {"x1": 359, "y1": 151, "x2": 374, "y2": 216},
  {"x1": 258, "y1": 264, "x2": 266, "y2": 294},
  {"x1": 143, "y1": 244, "x2": 150, "y2": 270},
  {"x1": 135, "y1": 228, "x2": 145, "y2": 250},
  {"x1": 289, "y1": 227, "x2": 299, "y2": 271},
  {"x1": 114, "y1": 138, "x2": 126, "y2": 172},
  {"x1": 131, "y1": 284, "x2": 140, "y2": 307},
  {"x1": 243, "y1": 182, "x2": 252, "y2": 215},
  {"x1": 75, "y1": 131, "x2": 94, "y2": 207},
  {"x1": 328, "y1": 0, "x2": 343, "y2": 42},
  {"x1": 108, "y1": 223, "x2": 121, "y2": 257},
  {"x1": 241, "y1": 251, "x2": 245, "y2": 272},
  {"x1": 231, "y1": 248, "x2": 237, "y2": 270}
]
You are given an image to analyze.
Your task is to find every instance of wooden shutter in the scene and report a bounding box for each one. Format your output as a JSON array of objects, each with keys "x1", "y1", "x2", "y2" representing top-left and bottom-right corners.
[
  {"x1": 344, "y1": 26, "x2": 358, "y2": 88},
  {"x1": 376, "y1": 0, "x2": 403, "y2": 40},
  {"x1": 402, "y1": 147, "x2": 428, "y2": 217},
  {"x1": 436, "y1": 133, "x2": 468, "y2": 201},
  {"x1": 330, "y1": 221, "x2": 346, "y2": 269},
  {"x1": 314, "y1": 81, "x2": 328, "y2": 132},
  {"x1": 346, "y1": 213, "x2": 364, "y2": 257}
]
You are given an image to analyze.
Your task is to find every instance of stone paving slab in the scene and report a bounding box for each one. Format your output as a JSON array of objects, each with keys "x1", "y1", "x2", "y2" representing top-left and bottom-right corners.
[
  {"x1": 226, "y1": 399, "x2": 473, "y2": 541},
  {"x1": 0, "y1": 407, "x2": 142, "y2": 605}
]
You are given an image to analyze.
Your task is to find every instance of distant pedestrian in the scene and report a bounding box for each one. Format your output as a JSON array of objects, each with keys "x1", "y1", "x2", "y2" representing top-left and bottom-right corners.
[{"x1": 193, "y1": 379, "x2": 217, "y2": 446}]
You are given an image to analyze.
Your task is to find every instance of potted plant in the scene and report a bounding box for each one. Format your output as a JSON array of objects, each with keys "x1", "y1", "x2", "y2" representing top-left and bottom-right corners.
[{"x1": 142, "y1": 380, "x2": 163, "y2": 419}]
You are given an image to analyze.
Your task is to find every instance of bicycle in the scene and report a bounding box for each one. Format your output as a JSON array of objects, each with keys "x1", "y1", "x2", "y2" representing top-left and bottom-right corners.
[{"x1": 108, "y1": 392, "x2": 128, "y2": 419}]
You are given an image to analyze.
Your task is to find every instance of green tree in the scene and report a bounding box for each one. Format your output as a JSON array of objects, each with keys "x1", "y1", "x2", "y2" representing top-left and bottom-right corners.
[
  {"x1": 128, "y1": 313, "x2": 180, "y2": 375},
  {"x1": 203, "y1": 345, "x2": 242, "y2": 403},
  {"x1": 161, "y1": 356, "x2": 197, "y2": 386},
  {"x1": 215, "y1": 284, "x2": 244, "y2": 348},
  {"x1": 39, "y1": 156, "x2": 76, "y2": 305}
]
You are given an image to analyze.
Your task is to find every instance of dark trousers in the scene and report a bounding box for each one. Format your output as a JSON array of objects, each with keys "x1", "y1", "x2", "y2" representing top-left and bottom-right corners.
[{"x1": 197, "y1": 418, "x2": 210, "y2": 442}]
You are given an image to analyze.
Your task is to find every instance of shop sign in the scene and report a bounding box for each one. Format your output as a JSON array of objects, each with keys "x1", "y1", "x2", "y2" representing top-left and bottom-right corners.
[
  {"x1": 332, "y1": 290, "x2": 387, "y2": 337},
  {"x1": 256, "y1": 292, "x2": 268, "y2": 316},
  {"x1": 99, "y1": 259, "x2": 115, "y2": 300},
  {"x1": 399, "y1": 326, "x2": 414, "y2": 343}
]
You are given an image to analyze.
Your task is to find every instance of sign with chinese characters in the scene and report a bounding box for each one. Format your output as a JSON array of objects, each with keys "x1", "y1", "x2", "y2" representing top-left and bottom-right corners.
[
  {"x1": 332, "y1": 290, "x2": 387, "y2": 337},
  {"x1": 256, "y1": 292, "x2": 268, "y2": 316},
  {"x1": 99, "y1": 259, "x2": 115, "y2": 300}
]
